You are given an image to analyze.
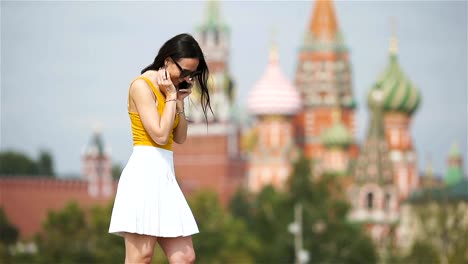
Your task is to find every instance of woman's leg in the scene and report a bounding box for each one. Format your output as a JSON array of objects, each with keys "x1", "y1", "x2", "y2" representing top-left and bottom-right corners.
[
  {"x1": 124, "y1": 232, "x2": 158, "y2": 264},
  {"x1": 158, "y1": 236, "x2": 196, "y2": 264}
]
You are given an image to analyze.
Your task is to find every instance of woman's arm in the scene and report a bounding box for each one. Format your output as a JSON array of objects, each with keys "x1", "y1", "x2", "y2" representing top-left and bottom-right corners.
[
  {"x1": 130, "y1": 76, "x2": 177, "y2": 145},
  {"x1": 173, "y1": 100, "x2": 188, "y2": 144}
]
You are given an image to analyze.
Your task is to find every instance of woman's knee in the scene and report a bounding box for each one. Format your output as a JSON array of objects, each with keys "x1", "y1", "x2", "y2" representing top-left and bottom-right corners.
[
  {"x1": 168, "y1": 249, "x2": 196, "y2": 264},
  {"x1": 124, "y1": 233, "x2": 157, "y2": 264},
  {"x1": 125, "y1": 254, "x2": 153, "y2": 264}
]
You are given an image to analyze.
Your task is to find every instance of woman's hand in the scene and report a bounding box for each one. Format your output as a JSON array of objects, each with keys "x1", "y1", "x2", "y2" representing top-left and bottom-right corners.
[
  {"x1": 156, "y1": 68, "x2": 177, "y2": 100},
  {"x1": 177, "y1": 86, "x2": 192, "y2": 101}
]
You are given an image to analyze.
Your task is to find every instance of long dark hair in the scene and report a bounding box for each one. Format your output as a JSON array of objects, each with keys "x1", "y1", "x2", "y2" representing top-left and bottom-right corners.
[{"x1": 141, "y1": 33, "x2": 212, "y2": 123}]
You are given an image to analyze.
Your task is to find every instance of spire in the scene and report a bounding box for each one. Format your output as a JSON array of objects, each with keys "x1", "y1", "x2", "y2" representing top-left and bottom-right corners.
[
  {"x1": 309, "y1": 0, "x2": 339, "y2": 41},
  {"x1": 449, "y1": 141, "x2": 461, "y2": 158},
  {"x1": 353, "y1": 88, "x2": 393, "y2": 184},
  {"x1": 198, "y1": 0, "x2": 227, "y2": 32},
  {"x1": 205, "y1": 0, "x2": 220, "y2": 27},
  {"x1": 389, "y1": 17, "x2": 398, "y2": 56},
  {"x1": 367, "y1": 90, "x2": 386, "y2": 139},
  {"x1": 425, "y1": 154, "x2": 434, "y2": 178},
  {"x1": 269, "y1": 28, "x2": 279, "y2": 64}
]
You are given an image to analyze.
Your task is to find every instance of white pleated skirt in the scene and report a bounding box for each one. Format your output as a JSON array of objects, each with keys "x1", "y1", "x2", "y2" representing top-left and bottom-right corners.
[{"x1": 109, "y1": 146, "x2": 199, "y2": 237}]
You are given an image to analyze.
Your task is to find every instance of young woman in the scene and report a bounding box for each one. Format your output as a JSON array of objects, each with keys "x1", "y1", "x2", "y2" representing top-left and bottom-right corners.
[{"x1": 109, "y1": 33, "x2": 212, "y2": 264}]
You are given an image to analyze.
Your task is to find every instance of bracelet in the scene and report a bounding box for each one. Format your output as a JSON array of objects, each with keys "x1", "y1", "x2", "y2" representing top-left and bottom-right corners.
[{"x1": 165, "y1": 99, "x2": 177, "y2": 103}]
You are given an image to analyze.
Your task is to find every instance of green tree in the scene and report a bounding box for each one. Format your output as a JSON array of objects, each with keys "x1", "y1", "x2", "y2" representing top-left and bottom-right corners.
[
  {"x1": 37, "y1": 150, "x2": 55, "y2": 176},
  {"x1": 0, "y1": 208, "x2": 19, "y2": 245},
  {"x1": 34, "y1": 202, "x2": 94, "y2": 263},
  {"x1": 0, "y1": 151, "x2": 38, "y2": 175},
  {"x1": 0, "y1": 150, "x2": 55, "y2": 177},
  {"x1": 285, "y1": 155, "x2": 377, "y2": 263},
  {"x1": 112, "y1": 163, "x2": 123, "y2": 180},
  {"x1": 407, "y1": 198, "x2": 468, "y2": 264},
  {"x1": 250, "y1": 185, "x2": 293, "y2": 263},
  {"x1": 404, "y1": 240, "x2": 440, "y2": 264},
  {"x1": 0, "y1": 208, "x2": 19, "y2": 264},
  {"x1": 88, "y1": 202, "x2": 125, "y2": 263},
  {"x1": 190, "y1": 191, "x2": 258, "y2": 264},
  {"x1": 230, "y1": 154, "x2": 377, "y2": 263}
]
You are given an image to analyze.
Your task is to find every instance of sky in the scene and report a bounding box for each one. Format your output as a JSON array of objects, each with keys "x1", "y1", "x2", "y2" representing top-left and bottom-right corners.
[{"x1": 1, "y1": 0, "x2": 467, "y2": 178}]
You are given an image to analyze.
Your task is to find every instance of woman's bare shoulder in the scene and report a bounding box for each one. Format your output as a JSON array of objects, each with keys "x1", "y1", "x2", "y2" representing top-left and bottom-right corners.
[{"x1": 129, "y1": 78, "x2": 152, "y2": 95}]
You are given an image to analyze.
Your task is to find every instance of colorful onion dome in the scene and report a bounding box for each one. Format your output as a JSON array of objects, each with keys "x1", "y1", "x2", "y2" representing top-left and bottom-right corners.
[
  {"x1": 368, "y1": 35, "x2": 421, "y2": 115},
  {"x1": 321, "y1": 109, "x2": 352, "y2": 148},
  {"x1": 247, "y1": 45, "x2": 302, "y2": 116}
]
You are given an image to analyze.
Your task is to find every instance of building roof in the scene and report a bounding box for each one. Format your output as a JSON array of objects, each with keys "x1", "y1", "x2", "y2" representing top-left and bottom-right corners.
[
  {"x1": 247, "y1": 45, "x2": 302, "y2": 116},
  {"x1": 302, "y1": 0, "x2": 347, "y2": 52},
  {"x1": 309, "y1": 0, "x2": 338, "y2": 41},
  {"x1": 368, "y1": 34, "x2": 421, "y2": 115},
  {"x1": 321, "y1": 109, "x2": 352, "y2": 148},
  {"x1": 407, "y1": 179, "x2": 468, "y2": 203}
]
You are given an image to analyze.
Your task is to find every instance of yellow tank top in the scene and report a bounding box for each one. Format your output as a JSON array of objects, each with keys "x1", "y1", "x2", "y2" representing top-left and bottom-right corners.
[{"x1": 128, "y1": 76, "x2": 179, "y2": 151}]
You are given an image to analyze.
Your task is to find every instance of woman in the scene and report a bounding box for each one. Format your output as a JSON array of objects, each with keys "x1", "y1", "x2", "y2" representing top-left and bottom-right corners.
[{"x1": 109, "y1": 33, "x2": 211, "y2": 264}]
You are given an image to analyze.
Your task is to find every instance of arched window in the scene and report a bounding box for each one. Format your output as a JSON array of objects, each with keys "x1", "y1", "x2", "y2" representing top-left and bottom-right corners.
[{"x1": 366, "y1": 192, "x2": 374, "y2": 210}]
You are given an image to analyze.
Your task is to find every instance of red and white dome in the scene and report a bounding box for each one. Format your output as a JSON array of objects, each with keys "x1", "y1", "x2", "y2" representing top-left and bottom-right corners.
[{"x1": 247, "y1": 46, "x2": 302, "y2": 116}]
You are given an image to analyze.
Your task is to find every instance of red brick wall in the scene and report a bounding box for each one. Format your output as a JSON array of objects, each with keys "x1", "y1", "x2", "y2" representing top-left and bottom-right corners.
[{"x1": 0, "y1": 178, "x2": 116, "y2": 239}]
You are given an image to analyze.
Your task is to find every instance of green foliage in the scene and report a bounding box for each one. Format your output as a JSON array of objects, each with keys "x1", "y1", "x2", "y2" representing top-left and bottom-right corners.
[
  {"x1": 406, "y1": 201, "x2": 468, "y2": 264},
  {"x1": 34, "y1": 202, "x2": 94, "y2": 263},
  {"x1": 404, "y1": 241, "x2": 440, "y2": 264},
  {"x1": 0, "y1": 208, "x2": 19, "y2": 245},
  {"x1": 248, "y1": 186, "x2": 293, "y2": 263},
  {"x1": 0, "y1": 151, "x2": 38, "y2": 175},
  {"x1": 0, "y1": 150, "x2": 55, "y2": 177},
  {"x1": 37, "y1": 150, "x2": 55, "y2": 176},
  {"x1": 230, "y1": 154, "x2": 378, "y2": 263},
  {"x1": 0, "y1": 208, "x2": 19, "y2": 264},
  {"x1": 288, "y1": 156, "x2": 377, "y2": 263},
  {"x1": 190, "y1": 191, "x2": 258, "y2": 264},
  {"x1": 87, "y1": 203, "x2": 125, "y2": 263},
  {"x1": 22, "y1": 201, "x2": 124, "y2": 263},
  {"x1": 112, "y1": 163, "x2": 123, "y2": 180}
]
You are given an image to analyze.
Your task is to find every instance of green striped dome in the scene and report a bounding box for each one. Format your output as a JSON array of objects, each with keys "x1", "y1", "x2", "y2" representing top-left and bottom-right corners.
[
  {"x1": 321, "y1": 121, "x2": 352, "y2": 148},
  {"x1": 368, "y1": 55, "x2": 421, "y2": 115}
]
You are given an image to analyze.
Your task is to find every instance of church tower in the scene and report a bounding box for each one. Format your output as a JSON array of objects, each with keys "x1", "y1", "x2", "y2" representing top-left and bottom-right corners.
[
  {"x1": 349, "y1": 87, "x2": 397, "y2": 246},
  {"x1": 294, "y1": 0, "x2": 357, "y2": 164},
  {"x1": 188, "y1": 0, "x2": 235, "y2": 125},
  {"x1": 372, "y1": 25, "x2": 421, "y2": 200},
  {"x1": 349, "y1": 25, "x2": 422, "y2": 247},
  {"x1": 81, "y1": 130, "x2": 113, "y2": 198},
  {"x1": 173, "y1": 0, "x2": 244, "y2": 205},
  {"x1": 246, "y1": 43, "x2": 302, "y2": 192},
  {"x1": 444, "y1": 142, "x2": 465, "y2": 186},
  {"x1": 320, "y1": 108, "x2": 353, "y2": 176}
]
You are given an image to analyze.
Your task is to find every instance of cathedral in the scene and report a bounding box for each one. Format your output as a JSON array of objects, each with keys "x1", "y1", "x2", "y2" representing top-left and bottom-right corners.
[{"x1": 173, "y1": 0, "x2": 465, "y2": 249}]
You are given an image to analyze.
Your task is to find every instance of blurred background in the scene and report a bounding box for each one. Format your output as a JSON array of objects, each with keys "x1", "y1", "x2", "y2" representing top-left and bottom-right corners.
[{"x1": 1, "y1": 0, "x2": 467, "y2": 263}]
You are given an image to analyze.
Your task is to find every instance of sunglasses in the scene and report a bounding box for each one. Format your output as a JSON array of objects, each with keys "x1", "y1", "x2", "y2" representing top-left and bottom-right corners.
[{"x1": 172, "y1": 58, "x2": 201, "y2": 80}]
